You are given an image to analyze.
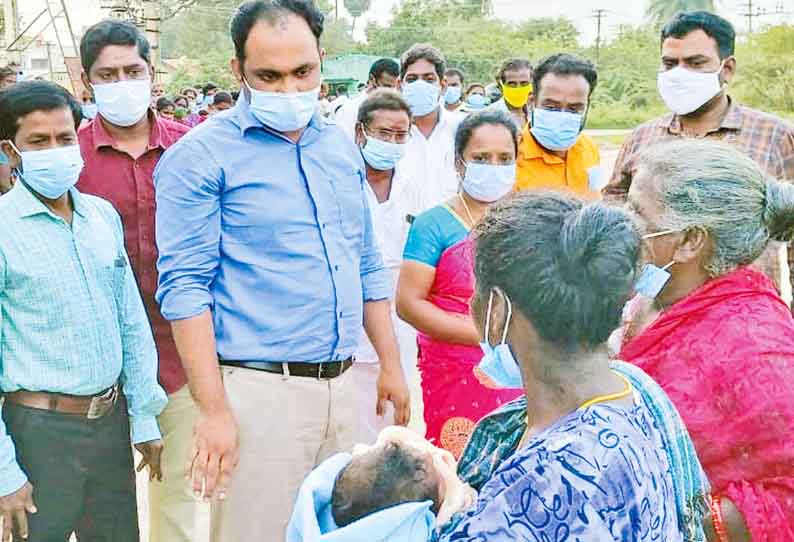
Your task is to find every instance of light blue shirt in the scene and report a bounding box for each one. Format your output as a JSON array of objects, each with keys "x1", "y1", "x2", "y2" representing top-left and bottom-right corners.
[
  {"x1": 0, "y1": 183, "x2": 167, "y2": 496},
  {"x1": 154, "y1": 99, "x2": 390, "y2": 363}
]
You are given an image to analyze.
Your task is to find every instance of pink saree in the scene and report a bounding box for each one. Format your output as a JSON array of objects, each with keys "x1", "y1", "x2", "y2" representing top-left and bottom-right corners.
[
  {"x1": 417, "y1": 237, "x2": 522, "y2": 459},
  {"x1": 620, "y1": 267, "x2": 794, "y2": 540}
]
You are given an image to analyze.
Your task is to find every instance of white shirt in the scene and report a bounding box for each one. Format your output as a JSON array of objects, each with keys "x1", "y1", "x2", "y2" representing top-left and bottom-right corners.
[
  {"x1": 400, "y1": 107, "x2": 463, "y2": 211},
  {"x1": 355, "y1": 166, "x2": 424, "y2": 363},
  {"x1": 334, "y1": 93, "x2": 368, "y2": 140}
]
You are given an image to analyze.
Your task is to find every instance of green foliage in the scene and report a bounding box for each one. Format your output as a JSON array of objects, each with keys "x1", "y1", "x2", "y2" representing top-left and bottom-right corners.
[
  {"x1": 344, "y1": 0, "x2": 371, "y2": 18},
  {"x1": 360, "y1": 0, "x2": 581, "y2": 84},
  {"x1": 733, "y1": 25, "x2": 794, "y2": 113},
  {"x1": 645, "y1": 0, "x2": 717, "y2": 27}
]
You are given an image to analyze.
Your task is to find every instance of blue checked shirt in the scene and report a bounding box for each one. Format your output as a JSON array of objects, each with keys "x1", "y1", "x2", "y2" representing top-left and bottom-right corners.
[
  {"x1": 0, "y1": 183, "x2": 167, "y2": 496},
  {"x1": 154, "y1": 99, "x2": 391, "y2": 363}
]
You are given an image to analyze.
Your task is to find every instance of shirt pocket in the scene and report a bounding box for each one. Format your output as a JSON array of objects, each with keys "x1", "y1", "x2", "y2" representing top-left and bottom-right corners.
[{"x1": 332, "y1": 172, "x2": 365, "y2": 241}]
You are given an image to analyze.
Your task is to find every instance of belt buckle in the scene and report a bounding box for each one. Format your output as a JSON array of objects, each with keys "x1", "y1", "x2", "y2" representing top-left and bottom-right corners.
[{"x1": 86, "y1": 385, "x2": 118, "y2": 420}]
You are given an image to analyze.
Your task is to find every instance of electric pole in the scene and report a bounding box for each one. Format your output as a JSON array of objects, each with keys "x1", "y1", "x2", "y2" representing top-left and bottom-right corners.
[
  {"x1": 3, "y1": 0, "x2": 20, "y2": 66},
  {"x1": 593, "y1": 9, "x2": 608, "y2": 65},
  {"x1": 741, "y1": 0, "x2": 755, "y2": 34}
]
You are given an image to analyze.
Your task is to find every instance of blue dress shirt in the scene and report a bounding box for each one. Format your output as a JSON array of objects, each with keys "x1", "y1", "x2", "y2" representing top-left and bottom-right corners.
[
  {"x1": 154, "y1": 99, "x2": 391, "y2": 363},
  {"x1": 0, "y1": 183, "x2": 167, "y2": 496}
]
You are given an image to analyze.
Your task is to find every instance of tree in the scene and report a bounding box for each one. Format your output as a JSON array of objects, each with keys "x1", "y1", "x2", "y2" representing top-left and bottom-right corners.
[{"x1": 645, "y1": 0, "x2": 717, "y2": 27}]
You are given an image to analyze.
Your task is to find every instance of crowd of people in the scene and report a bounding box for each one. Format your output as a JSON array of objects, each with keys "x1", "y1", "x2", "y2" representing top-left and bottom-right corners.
[{"x1": 0, "y1": 0, "x2": 793, "y2": 541}]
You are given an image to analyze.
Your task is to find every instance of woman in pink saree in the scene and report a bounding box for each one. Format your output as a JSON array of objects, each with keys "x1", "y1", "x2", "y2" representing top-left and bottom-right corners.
[
  {"x1": 397, "y1": 111, "x2": 522, "y2": 458},
  {"x1": 621, "y1": 140, "x2": 794, "y2": 541}
]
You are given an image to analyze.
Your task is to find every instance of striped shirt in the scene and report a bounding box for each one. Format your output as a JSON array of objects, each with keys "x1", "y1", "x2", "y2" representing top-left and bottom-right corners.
[{"x1": 0, "y1": 183, "x2": 167, "y2": 496}]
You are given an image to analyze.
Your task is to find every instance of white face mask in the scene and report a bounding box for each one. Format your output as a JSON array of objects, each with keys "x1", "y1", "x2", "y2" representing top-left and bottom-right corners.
[
  {"x1": 93, "y1": 79, "x2": 152, "y2": 127},
  {"x1": 657, "y1": 63, "x2": 725, "y2": 116}
]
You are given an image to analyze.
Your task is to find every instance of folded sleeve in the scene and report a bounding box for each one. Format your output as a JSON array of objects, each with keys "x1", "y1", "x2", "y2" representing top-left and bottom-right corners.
[{"x1": 154, "y1": 137, "x2": 223, "y2": 321}]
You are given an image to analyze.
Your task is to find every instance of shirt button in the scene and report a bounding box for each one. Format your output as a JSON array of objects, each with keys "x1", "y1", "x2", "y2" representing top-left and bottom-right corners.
[
  {"x1": 339, "y1": 311, "x2": 343, "y2": 318},
  {"x1": 334, "y1": 265, "x2": 339, "y2": 272}
]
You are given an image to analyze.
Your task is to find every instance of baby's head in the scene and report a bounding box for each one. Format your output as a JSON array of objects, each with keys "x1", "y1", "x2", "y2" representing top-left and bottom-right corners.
[{"x1": 331, "y1": 427, "x2": 471, "y2": 528}]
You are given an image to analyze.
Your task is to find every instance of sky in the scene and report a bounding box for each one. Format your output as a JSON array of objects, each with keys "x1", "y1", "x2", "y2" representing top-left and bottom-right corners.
[{"x1": 17, "y1": 0, "x2": 793, "y2": 48}]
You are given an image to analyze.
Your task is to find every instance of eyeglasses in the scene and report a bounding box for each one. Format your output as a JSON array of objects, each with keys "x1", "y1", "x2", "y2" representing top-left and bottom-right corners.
[
  {"x1": 364, "y1": 125, "x2": 411, "y2": 144},
  {"x1": 642, "y1": 229, "x2": 679, "y2": 240}
]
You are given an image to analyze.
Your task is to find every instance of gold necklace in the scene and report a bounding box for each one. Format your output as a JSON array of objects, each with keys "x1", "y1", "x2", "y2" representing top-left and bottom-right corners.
[
  {"x1": 517, "y1": 372, "x2": 633, "y2": 449},
  {"x1": 458, "y1": 192, "x2": 477, "y2": 228}
]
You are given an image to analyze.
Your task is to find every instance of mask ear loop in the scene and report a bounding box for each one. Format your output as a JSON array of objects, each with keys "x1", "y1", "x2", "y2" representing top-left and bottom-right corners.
[
  {"x1": 499, "y1": 290, "x2": 513, "y2": 345},
  {"x1": 484, "y1": 289, "x2": 495, "y2": 346},
  {"x1": 661, "y1": 261, "x2": 675, "y2": 272}
]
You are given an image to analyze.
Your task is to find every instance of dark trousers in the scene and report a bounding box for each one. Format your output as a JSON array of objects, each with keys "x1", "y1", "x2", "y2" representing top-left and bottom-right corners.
[{"x1": 2, "y1": 399, "x2": 139, "y2": 542}]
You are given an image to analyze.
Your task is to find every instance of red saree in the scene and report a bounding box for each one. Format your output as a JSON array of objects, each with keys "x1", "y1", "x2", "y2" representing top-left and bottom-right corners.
[
  {"x1": 417, "y1": 237, "x2": 522, "y2": 459},
  {"x1": 620, "y1": 267, "x2": 794, "y2": 540}
]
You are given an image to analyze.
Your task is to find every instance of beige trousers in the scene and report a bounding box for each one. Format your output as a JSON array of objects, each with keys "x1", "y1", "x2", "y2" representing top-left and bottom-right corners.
[
  {"x1": 148, "y1": 385, "x2": 209, "y2": 542},
  {"x1": 210, "y1": 366, "x2": 357, "y2": 542}
]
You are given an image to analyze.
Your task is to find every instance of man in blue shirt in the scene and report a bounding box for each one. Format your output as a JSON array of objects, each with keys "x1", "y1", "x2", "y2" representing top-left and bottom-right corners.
[
  {"x1": 0, "y1": 81, "x2": 166, "y2": 541},
  {"x1": 154, "y1": 1, "x2": 410, "y2": 539}
]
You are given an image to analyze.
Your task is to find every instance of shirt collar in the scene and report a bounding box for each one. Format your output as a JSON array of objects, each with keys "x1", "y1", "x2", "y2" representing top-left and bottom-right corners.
[
  {"x1": 665, "y1": 97, "x2": 743, "y2": 135},
  {"x1": 91, "y1": 109, "x2": 166, "y2": 151},
  {"x1": 523, "y1": 128, "x2": 571, "y2": 165},
  {"x1": 234, "y1": 93, "x2": 324, "y2": 140},
  {"x1": 11, "y1": 181, "x2": 86, "y2": 219}
]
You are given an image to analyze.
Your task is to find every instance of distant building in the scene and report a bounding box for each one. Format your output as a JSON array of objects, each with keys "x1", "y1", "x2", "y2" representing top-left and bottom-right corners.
[{"x1": 322, "y1": 54, "x2": 398, "y2": 95}]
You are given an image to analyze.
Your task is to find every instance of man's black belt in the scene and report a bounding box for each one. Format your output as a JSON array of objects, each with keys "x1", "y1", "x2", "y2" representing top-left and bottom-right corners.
[{"x1": 219, "y1": 359, "x2": 353, "y2": 379}]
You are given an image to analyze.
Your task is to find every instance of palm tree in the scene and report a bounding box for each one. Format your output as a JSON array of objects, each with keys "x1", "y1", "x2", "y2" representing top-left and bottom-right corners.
[
  {"x1": 646, "y1": 0, "x2": 717, "y2": 27},
  {"x1": 344, "y1": 0, "x2": 371, "y2": 34}
]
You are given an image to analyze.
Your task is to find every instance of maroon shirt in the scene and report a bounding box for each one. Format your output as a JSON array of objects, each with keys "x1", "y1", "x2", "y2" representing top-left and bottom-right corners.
[{"x1": 77, "y1": 113, "x2": 190, "y2": 395}]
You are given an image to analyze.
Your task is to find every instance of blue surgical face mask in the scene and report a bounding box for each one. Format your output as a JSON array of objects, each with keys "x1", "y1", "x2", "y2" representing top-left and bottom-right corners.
[
  {"x1": 360, "y1": 133, "x2": 407, "y2": 171},
  {"x1": 478, "y1": 290, "x2": 523, "y2": 389},
  {"x1": 444, "y1": 85, "x2": 462, "y2": 105},
  {"x1": 13, "y1": 143, "x2": 84, "y2": 199},
  {"x1": 466, "y1": 94, "x2": 487, "y2": 110},
  {"x1": 244, "y1": 79, "x2": 319, "y2": 132},
  {"x1": 636, "y1": 230, "x2": 678, "y2": 298},
  {"x1": 82, "y1": 103, "x2": 98, "y2": 120},
  {"x1": 461, "y1": 162, "x2": 516, "y2": 203},
  {"x1": 402, "y1": 80, "x2": 441, "y2": 117},
  {"x1": 92, "y1": 79, "x2": 151, "y2": 127},
  {"x1": 530, "y1": 108, "x2": 585, "y2": 151}
]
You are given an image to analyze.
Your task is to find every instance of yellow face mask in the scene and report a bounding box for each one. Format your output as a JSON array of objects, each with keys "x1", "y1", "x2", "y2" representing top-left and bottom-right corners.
[{"x1": 501, "y1": 83, "x2": 533, "y2": 109}]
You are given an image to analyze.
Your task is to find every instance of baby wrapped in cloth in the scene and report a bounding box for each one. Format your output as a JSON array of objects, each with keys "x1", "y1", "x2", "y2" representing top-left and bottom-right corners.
[{"x1": 286, "y1": 426, "x2": 477, "y2": 541}]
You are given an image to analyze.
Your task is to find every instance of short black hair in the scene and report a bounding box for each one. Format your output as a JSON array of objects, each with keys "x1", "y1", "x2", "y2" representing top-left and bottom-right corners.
[
  {"x1": 533, "y1": 53, "x2": 598, "y2": 97},
  {"x1": 357, "y1": 88, "x2": 412, "y2": 126},
  {"x1": 661, "y1": 11, "x2": 735, "y2": 59},
  {"x1": 400, "y1": 43, "x2": 446, "y2": 80},
  {"x1": 497, "y1": 58, "x2": 532, "y2": 83},
  {"x1": 331, "y1": 442, "x2": 440, "y2": 527},
  {"x1": 0, "y1": 81, "x2": 82, "y2": 142},
  {"x1": 202, "y1": 82, "x2": 218, "y2": 95},
  {"x1": 369, "y1": 58, "x2": 399, "y2": 81},
  {"x1": 80, "y1": 19, "x2": 151, "y2": 74},
  {"x1": 445, "y1": 68, "x2": 465, "y2": 84},
  {"x1": 213, "y1": 91, "x2": 234, "y2": 105},
  {"x1": 156, "y1": 97, "x2": 175, "y2": 111},
  {"x1": 474, "y1": 193, "x2": 641, "y2": 352},
  {"x1": 455, "y1": 110, "x2": 519, "y2": 160},
  {"x1": 231, "y1": 0, "x2": 324, "y2": 63},
  {"x1": 173, "y1": 95, "x2": 189, "y2": 107}
]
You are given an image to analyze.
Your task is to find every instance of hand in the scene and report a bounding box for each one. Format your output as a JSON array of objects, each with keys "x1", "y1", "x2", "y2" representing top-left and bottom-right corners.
[
  {"x1": 135, "y1": 439, "x2": 164, "y2": 482},
  {"x1": 377, "y1": 365, "x2": 411, "y2": 426},
  {"x1": 0, "y1": 482, "x2": 36, "y2": 542},
  {"x1": 186, "y1": 409, "x2": 239, "y2": 501}
]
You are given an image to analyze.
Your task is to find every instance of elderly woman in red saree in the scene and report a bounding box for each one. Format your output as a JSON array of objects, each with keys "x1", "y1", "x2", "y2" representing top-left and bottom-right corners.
[
  {"x1": 620, "y1": 139, "x2": 794, "y2": 542},
  {"x1": 396, "y1": 111, "x2": 523, "y2": 459}
]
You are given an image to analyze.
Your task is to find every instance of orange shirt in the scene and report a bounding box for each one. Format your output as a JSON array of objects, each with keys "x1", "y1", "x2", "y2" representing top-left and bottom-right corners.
[{"x1": 515, "y1": 126, "x2": 604, "y2": 199}]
